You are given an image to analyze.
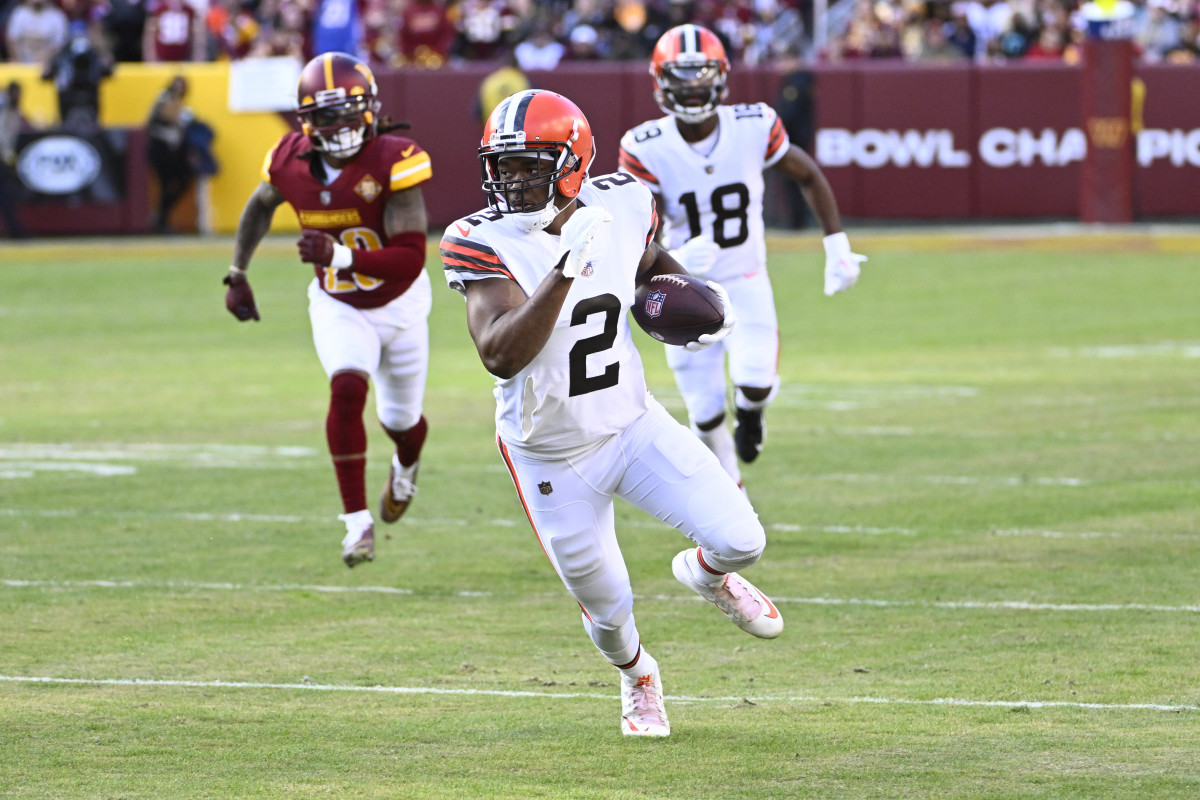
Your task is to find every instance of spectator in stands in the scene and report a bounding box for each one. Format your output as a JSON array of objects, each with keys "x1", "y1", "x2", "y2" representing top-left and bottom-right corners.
[
  {"x1": 146, "y1": 75, "x2": 195, "y2": 234},
  {"x1": 742, "y1": 0, "x2": 807, "y2": 65},
  {"x1": 564, "y1": 23, "x2": 603, "y2": 60},
  {"x1": 1023, "y1": 18, "x2": 1068, "y2": 58},
  {"x1": 143, "y1": 0, "x2": 208, "y2": 62},
  {"x1": 514, "y1": 20, "x2": 564, "y2": 70},
  {"x1": 962, "y1": 0, "x2": 1014, "y2": 60},
  {"x1": 996, "y1": 11, "x2": 1033, "y2": 58},
  {"x1": 1166, "y1": 13, "x2": 1199, "y2": 62},
  {"x1": 455, "y1": 0, "x2": 518, "y2": 61},
  {"x1": 313, "y1": 0, "x2": 363, "y2": 59},
  {"x1": 248, "y1": 0, "x2": 308, "y2": 60},
  {"x1": 397, "y1": 0, "x2": 456, "y2": 66},
  {"x1": 6, "y1": 0, "x2": 69, "y2": 65},
  {"x1": 945, "y1": 6, "x2": 978, "y2": 58},
  {"x1": 244, "y1": 0, "x2": 307, "y2": 59},
  {"x1": 603, "y1": 0, "x2": 661, "y2": 59},
  {"x1": 913, "y1": 17, "x2": 970, "y2": 60},
  {"x1": 102, "y1": 0, "x2": 148, "y2": 62},
  {"x1": 214, "y1": 0, "x2": 263, "y2": 59},
  {"x1": 0, "y1": 81, "x2": 30, "y2": 239},
  {"x1": 42, "y1": 26, "x2": 112, "y2": 132},
  {"x1": 1136, "y1": 0, "x2": 1185, "y2": 60}
]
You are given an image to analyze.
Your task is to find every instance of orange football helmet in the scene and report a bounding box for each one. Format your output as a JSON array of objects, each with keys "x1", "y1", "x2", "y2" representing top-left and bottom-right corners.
[
  {"x1": 296, "y1": 52, "x2": 381, "y2": 158},
  {"x1": 479, "y1": 90, "x2": 595, "y2": 230},
  {"x1": 650, "y1": 24, "x2": 730, "y2": 124}
]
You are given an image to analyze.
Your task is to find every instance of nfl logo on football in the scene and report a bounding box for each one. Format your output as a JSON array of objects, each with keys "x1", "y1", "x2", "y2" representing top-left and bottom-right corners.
[{"x1": 645, "y1": 290, "x2": 666, "y2": 318}]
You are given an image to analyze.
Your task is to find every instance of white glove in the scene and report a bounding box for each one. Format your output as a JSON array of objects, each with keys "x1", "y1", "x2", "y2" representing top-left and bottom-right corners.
[
  {"x1": 669, "y1": 235, "x2": 719, "y2": 277},
  {"x1": 684, "y1": 280, "x2": 736, "y2": 352},
  {"x1": 823, "y1": 232, "x2": 867, "y2": 296},
  {"x1": 557, "y1": 206, "x2": 613, "y2": 278}
]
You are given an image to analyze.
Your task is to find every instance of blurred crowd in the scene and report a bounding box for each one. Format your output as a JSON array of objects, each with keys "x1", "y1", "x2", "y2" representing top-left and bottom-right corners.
[
  {"x1": 827, "y1": 0, "x2": 1200, "y2": 64},
  {"x1": 2, "y1": 0, "x2": 1196, "y2": 74},
  {"x1": 0, "y1": 0, "x2": 813, "y2": 70}
]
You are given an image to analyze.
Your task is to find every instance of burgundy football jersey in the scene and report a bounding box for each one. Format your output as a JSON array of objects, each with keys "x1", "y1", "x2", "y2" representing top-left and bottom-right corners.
[
  {"x1": 263, "y1": 132, "x2": 433, "y2": 309},
  {"x1": 146, "y1": 0, "x2": 198, "y2": 62}
]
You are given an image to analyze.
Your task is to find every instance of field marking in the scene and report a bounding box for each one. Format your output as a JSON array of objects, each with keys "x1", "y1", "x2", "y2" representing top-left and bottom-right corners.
[
  {"x1": 0, "y1": 443, "x2": 320, "y2": 480},
  {"x1": 819, "y1": 473, "x2": 1089, "y2": 487},
  {"x1": 5, "y1": 578, "x2": 1199, "y2": 614},
  {"x1": 7, "y1": 507, "x2": 1198, "y2": 542},
  {"x1": 0, "y1": 675, "x2": 1193, "y2": 713},
  {"x1": 1051, "y1": 342, "x2": 1200, "y2": 359},
  {"x1": 0, "y1": 443, "x2": 1094, "y2": 487}
]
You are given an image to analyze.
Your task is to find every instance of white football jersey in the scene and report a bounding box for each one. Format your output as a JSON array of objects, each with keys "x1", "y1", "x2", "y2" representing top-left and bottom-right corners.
[
  {"x1": 441, "y1": 174, "x2": 660, "y2": 458},
  {"x1": 619, "y1": 103, "x2": 789, "y2": 284}
]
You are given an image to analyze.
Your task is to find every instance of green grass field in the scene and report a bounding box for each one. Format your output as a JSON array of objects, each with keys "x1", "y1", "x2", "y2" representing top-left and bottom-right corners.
[{"x1": 2, "y1": 228, "x2": 1199, "y2": 799}]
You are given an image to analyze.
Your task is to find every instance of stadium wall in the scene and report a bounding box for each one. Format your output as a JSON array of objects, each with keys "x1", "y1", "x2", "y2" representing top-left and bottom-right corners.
[{"x1": 0, "y1": 60, "x2": 1195, "y2": 236}]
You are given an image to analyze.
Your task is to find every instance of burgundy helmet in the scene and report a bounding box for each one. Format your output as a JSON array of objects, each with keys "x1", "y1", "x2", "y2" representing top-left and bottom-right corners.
[{"x1": 296, "y1": 52, "x2": 381, "y2": 158}]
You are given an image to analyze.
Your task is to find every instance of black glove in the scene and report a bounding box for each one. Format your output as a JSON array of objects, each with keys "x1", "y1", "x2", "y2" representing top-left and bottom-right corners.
[{"x1": 223, "y1": 272, "x2": 260, "y2": 321}]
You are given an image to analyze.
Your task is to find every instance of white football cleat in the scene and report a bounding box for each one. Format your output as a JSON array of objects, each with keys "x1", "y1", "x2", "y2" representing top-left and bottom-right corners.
[
  {"x1": 672, "y1": 549, "x2": 783, "y2": 639},
  {"x1": 621, "y1": 668, "x2": 670, "y2": 738},
  {"x1": 339, "y1": 509, "x2": 375, "y2": 568},
  {"x1": 379, "y1": 455, "x2": 418, "y2": 524}
]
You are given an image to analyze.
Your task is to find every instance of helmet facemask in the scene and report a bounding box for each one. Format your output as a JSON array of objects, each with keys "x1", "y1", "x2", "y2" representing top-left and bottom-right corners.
[
  {"x1": 655, "y1": 61, "x2": 727, "y2": 125},
  {"x1": 300, "y1": 93, "x2": 378, "y2": 159},
  {"x1": 480, "y1": 140, "x2": 581, "y2": 233}
]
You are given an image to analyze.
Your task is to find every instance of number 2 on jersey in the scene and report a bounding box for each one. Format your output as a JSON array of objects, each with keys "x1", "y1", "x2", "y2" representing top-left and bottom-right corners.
[{"x1": 568, "y1": 295, "x2": 621, "y2": 397}]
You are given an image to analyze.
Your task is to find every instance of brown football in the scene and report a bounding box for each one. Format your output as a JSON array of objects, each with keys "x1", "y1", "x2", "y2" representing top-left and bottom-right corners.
[{"x1": 631, "y1": 274, "x2": 724, "y2": 347}]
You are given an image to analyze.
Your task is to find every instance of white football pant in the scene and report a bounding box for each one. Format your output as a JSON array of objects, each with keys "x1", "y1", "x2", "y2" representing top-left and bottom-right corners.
[
  {"x1": 307, "y1": 271, "x2": 432, "y2": 431},
  {"x1": 498, "y1": 401, "x2": 766, "y2": 666}
]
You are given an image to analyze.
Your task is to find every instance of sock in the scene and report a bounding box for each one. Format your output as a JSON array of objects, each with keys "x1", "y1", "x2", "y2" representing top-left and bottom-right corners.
[
  {"x1": 688, "y1": 547, "x2": 727, "y2": 588},
  {"x1": 616, "y1": 647, "x2": 658, "y2": 681},
  {"x1": 735, "y1": 381, "x2": 779, "y2": 412},
  {"x1": 382, "y1": 415, "x2": 427, "y2": 467},
  {"x1": 327, "y1": 372, "x2": 369, "y2": 513}
]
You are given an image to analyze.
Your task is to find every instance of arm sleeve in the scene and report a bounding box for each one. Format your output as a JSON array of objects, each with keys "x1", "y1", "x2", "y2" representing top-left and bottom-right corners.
[{"x1": 351, "y1": 231, "x2": 427, "y2": 281}]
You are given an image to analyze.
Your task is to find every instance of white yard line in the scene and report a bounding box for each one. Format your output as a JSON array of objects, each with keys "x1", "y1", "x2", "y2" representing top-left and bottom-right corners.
[
  {"x1": 0, "y1": 675, "x2": 1192, "y2": 713},
  {"x1": 5, "y1": 508, "x2": 1197, "y2": 542},
  {"x1": 5, "y1": 578, "x2": 1199, "y2": 614}
]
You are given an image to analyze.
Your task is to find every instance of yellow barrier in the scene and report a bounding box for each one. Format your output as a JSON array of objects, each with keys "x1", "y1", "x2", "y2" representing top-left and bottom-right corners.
[{"x1": 0, "y1": 61, "x2": 296, "y2": 235}]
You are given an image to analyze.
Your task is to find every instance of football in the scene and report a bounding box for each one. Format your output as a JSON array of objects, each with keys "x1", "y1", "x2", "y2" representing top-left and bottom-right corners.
[{"x1": 631, "y1": 273, "x2": 725, "y2": 347}]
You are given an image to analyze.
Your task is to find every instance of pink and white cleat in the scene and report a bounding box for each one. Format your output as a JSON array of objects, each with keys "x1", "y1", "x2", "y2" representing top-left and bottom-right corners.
[
  {"x1": 621, "y1": 669, "x2": 670, "y2": 737},
  {"x1": 672, "y1": 548, "x2": 783, "y2": 639}
]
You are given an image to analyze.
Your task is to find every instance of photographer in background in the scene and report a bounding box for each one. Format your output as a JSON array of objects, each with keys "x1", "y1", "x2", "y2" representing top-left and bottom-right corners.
[
  {"x1": 0, "y1": 81, "x2": 31, "y2": 239},
  {"x1": 41, "y1": 26, "x2": 112, "y2": 134},
  {"x1": 146, "y1": 75, "x2": 195, "y2": 234}
]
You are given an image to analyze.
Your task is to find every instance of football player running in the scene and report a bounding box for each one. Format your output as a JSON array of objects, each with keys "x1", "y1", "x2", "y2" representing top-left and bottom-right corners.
[
  {"x1": 441, "y1": 89, "x2": 783, "y2": 738},
  {"x1": 223, "y1": 52, "x2": 433, "y2": 568},
  {"x1": 619, "y1": 24, "x2": 866, "y2": 486}
]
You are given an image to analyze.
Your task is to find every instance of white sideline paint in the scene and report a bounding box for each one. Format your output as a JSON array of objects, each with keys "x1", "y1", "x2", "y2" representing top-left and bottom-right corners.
[
  {"x1": 0, "y1": 675, "x2": 1193, "y2": 713},
  {"x1": 0, "y1": 443, "x2": 1092, "y2": 486},
  {"x1": 7, "y1": 507, "x2": 1194, "y2": 541},
  {"x1": 1051, "y1": 342, "x2": 1200, "y2": 359},
  {"x1": 5, "y1": 578, "x2": 1199, "y2": 614},
  {"x1": 0, "y1": 443, "x2": 320, "y2": 479},
  {"x1": 993, "y1": 528, "x2": 1123, "y2": 540},
  {"x1": 821, "y1": 473, "x2": 1088, "y2": 487}
]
